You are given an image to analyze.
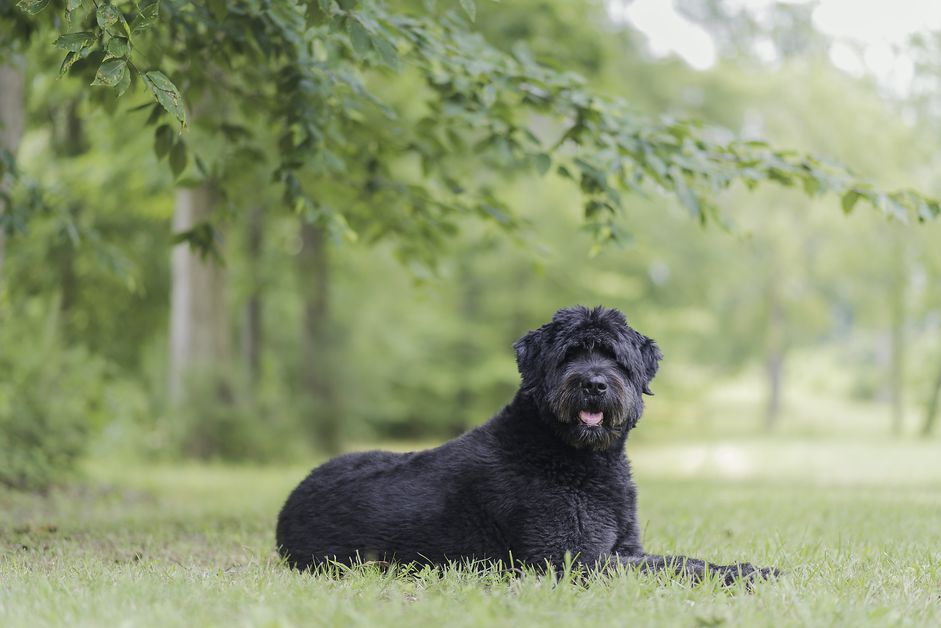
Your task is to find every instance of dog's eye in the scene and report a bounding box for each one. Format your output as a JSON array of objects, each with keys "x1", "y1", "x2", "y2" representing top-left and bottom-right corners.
[{"x1": 562, "y1": 347, "x2": 582, "y2": 362}]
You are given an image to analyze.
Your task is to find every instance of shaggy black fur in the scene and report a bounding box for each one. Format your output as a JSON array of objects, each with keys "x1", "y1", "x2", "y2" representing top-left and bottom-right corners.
[{"x1": 276, "y1": 306, "x2": 777, "y2": 584}]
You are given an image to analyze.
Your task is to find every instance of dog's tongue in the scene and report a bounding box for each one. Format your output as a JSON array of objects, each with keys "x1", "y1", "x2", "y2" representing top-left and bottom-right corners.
[{"x1": 579, "y1": 410, "x2": 603, "y2": 426}]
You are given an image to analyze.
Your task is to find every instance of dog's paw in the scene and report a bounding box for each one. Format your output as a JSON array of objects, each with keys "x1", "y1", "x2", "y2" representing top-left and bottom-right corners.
[{"x1": 716, "y1": 562, "x2": 780, "y2": 587}]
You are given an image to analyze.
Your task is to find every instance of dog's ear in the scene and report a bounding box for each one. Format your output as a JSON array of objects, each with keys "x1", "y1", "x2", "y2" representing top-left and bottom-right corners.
[
  {"x1": 513, "y1": 328, "x2": 545, "y2": 391},
  {"x1": 616, "y1": 329, "x2": 662, "y2": 396},
  {"x1": 637, "y1": 336, "x2": 662, "y2": 396}
]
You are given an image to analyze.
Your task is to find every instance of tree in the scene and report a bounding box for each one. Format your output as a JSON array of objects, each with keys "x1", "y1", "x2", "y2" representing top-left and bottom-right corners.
[
  {"x1": 5, "y1": 0, "x2": 941, "y2": 452},
  {"x1": 924, "y1": 358, "x2": 941, "y2": 436},
  {"x1": 8, "y1": 0, "x2": 938, "y2": 250},
  {"x1": 0, "y1": 56, "x2": 25, "y2": 286},
  {"x1": 168, "y1": 184, "x2": 230, "y2": 401}
]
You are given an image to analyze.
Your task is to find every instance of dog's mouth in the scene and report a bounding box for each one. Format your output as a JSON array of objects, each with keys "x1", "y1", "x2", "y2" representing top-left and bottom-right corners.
[{"x1": 578, "y1": 410, "x2": 604, "y2": 427}]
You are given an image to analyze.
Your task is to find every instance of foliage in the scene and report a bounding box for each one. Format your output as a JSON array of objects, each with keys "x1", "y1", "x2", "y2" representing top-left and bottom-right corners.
[
  {"x1": 1, "y1": 73, "x2": 171, "y2": 370},
  {"x1": 5, "y1": 0, "x2": 939, "y2": 265},
  {"x1": 167, "y1": 368, "x2": 308, "y2": 462},
  {"x1": 2, "y1": 0, "x2": 941, "y2": 465},
  {"x1": 0, "y1": 298, "x2": 106, "y2": 489}
]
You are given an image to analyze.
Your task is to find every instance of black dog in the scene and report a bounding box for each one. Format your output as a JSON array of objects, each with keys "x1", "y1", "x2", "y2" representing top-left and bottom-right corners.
[{"x1": 277, "y1": 306, "x2": 777, "y2": 583}]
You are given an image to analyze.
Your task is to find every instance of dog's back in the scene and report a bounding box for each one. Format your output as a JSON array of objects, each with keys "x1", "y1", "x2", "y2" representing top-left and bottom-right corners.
[{"x1": 276, "y1": 429, "x2": 501, "y2": 570}]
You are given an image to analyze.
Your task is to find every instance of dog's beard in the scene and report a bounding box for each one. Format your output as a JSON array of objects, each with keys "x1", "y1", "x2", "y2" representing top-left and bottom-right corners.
[{"x1": 546, "y1": 372, "x2": 634, "y2": 450}]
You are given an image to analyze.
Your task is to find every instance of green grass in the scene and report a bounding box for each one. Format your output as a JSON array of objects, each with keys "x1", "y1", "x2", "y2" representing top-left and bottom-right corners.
[{"x1": 2, "y1": 437, "x2": 941, "y2": 627}]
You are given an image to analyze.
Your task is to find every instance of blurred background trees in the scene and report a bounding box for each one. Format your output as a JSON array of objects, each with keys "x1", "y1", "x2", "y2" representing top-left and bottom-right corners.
[{"x1": 2, "y1": 0, "x2": 941, "y2": 489}]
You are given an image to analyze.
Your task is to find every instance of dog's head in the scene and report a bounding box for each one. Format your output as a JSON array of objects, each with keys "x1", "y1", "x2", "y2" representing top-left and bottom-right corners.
[{"x1": 513, "y1": 305, "x2": 662, "y2": 450}]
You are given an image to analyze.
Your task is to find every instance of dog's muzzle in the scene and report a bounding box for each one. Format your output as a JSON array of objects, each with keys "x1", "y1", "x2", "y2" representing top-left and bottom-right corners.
[{"x1": 578, "y1": 410, "x2": 604, "y2": 426}]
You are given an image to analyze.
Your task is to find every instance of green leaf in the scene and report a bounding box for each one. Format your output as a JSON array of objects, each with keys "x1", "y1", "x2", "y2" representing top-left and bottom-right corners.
[
  {"x1": 348, "y1": 18, "x2": 371, "y2": 57},
  {"x1": 133, "y1": 0, "x2": 159, "y2": 32},
  {"x1": 878, "y1": 193, "x2": 907, "y2": 221},
  {"x1": 64, "y1": 0, "x2": 82, "y2": 22},
  {"x1": 144, "y1": 103, "x2": 163, "y2": 126},
  {"x1": 91, "y1": 59, "x2": 127, "y2": 87},
  {"x1": 841, "y1": 190, "x2": 861, "y2": 214},
  {"x1": 16, "y1": 0, "x2": 49, "y2": 15},
  {"x1": 481, "y1": 203, "x2": 510, "y2": 224},
  {"x1": 443, "y1": 177, "x2": 464, "y2": 194},
  {"x1": 169, "y1": 140, "x2": 187, "y2": 178},
  {"x1": 143, "y1": 71, "x2": 186, "y2": 126},
  {"x1": 208, "y1": 0, "x2": 227, "y2": 20},
  {"x1": 115, "y1": 64, "x2": 132, "y2": 96},
  {"x1": 106, "y1": 36, "x2": 130, "y2": 59},
  {"x1": 459, "y1": 0, "x2": 476, "y2": 21},
  {"x1": 801, "y1": 175, "x2": 820, "y2": 196},
  {"x1": 670, "y1": 166, "x2": 700, "y2": 218},
  {"x1": 922, "y1": 201, "x2": 941, "y2": 221},
  {"x1": 219, "y1": 123, "x2": 252, "y2": 142},
  {"x1": 54, "y1": 32, "x2": 96, "y2": 52},
  {"x1": 372, "y1": 36, "x2": 400, "y2": 70},
  {"x1": 172, "y1": 222, "x2": 222, "y2": 262},
  {"x1": 194, "y1": 155, "x2": 209, "y2": 178},
  {"x1": 154, "y1": 124, "x2": 174, "y2": 160},
  {"x1": 336, "y1": 0, "x2": 357, "y2": 9},
  {"x1": 480, "y1": 83, "x2": 496, "y2": 108},
  {"x1": 533, "y1": 153, "x2": 551, "y2": 176},
  {"x1": 96, "y1": 3, "x2": 121, "y2": 29},
  {"x1": 58, "y1": 51, "x2": 79, "y2": 77}
]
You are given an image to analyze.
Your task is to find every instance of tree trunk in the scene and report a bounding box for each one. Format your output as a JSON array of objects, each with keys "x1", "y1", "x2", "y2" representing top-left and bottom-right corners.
[
  {"x1": 298, "y1": 222, "x2": 339, "y2": 453},
  {"x1": 888, "y1": 310, "x2": 905, "y2": 437},
  {"x1": 56, "y1": 102, "x2": 86, "y2": 332},
  {"x1": 58, "y1": 207, "x2": 78, "y2": 316},
  {"x1": 765, "y1": 277, "x2": 785, "y2": 431},
  {"x1": 57, "y1": 99, "x2": 88, "y2": 157},
  {"x1": 888, "y1": 233, "x2": 906, "y2": 436},
  {"x1": 168, "y1": 184, "x2": 230, "y2": 402},
  {"x1": 923, "y1": 351, "x2": 941, "y2": 437},
  {"x1": 0, "y1": 59, "x2": 26, "y2": 287},
  {"x1": 241, "y1": 205, "x2": 264, "y2": 388}
]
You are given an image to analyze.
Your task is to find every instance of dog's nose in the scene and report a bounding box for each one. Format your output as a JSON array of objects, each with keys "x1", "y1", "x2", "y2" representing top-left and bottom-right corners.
[{"x1": 584, "y1": 376, "x2": 608, "y2": 395}]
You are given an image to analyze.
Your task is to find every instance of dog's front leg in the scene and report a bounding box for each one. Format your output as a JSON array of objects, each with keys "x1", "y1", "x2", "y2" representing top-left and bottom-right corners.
[{"x1": 615, "y1": 553, "x2": 777, "y2": 586}]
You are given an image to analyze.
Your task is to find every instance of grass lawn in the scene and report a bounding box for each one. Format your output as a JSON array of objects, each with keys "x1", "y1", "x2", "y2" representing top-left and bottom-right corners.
[{"x1": 2, "y1": 437, "x2": 941, "y2": 627}]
